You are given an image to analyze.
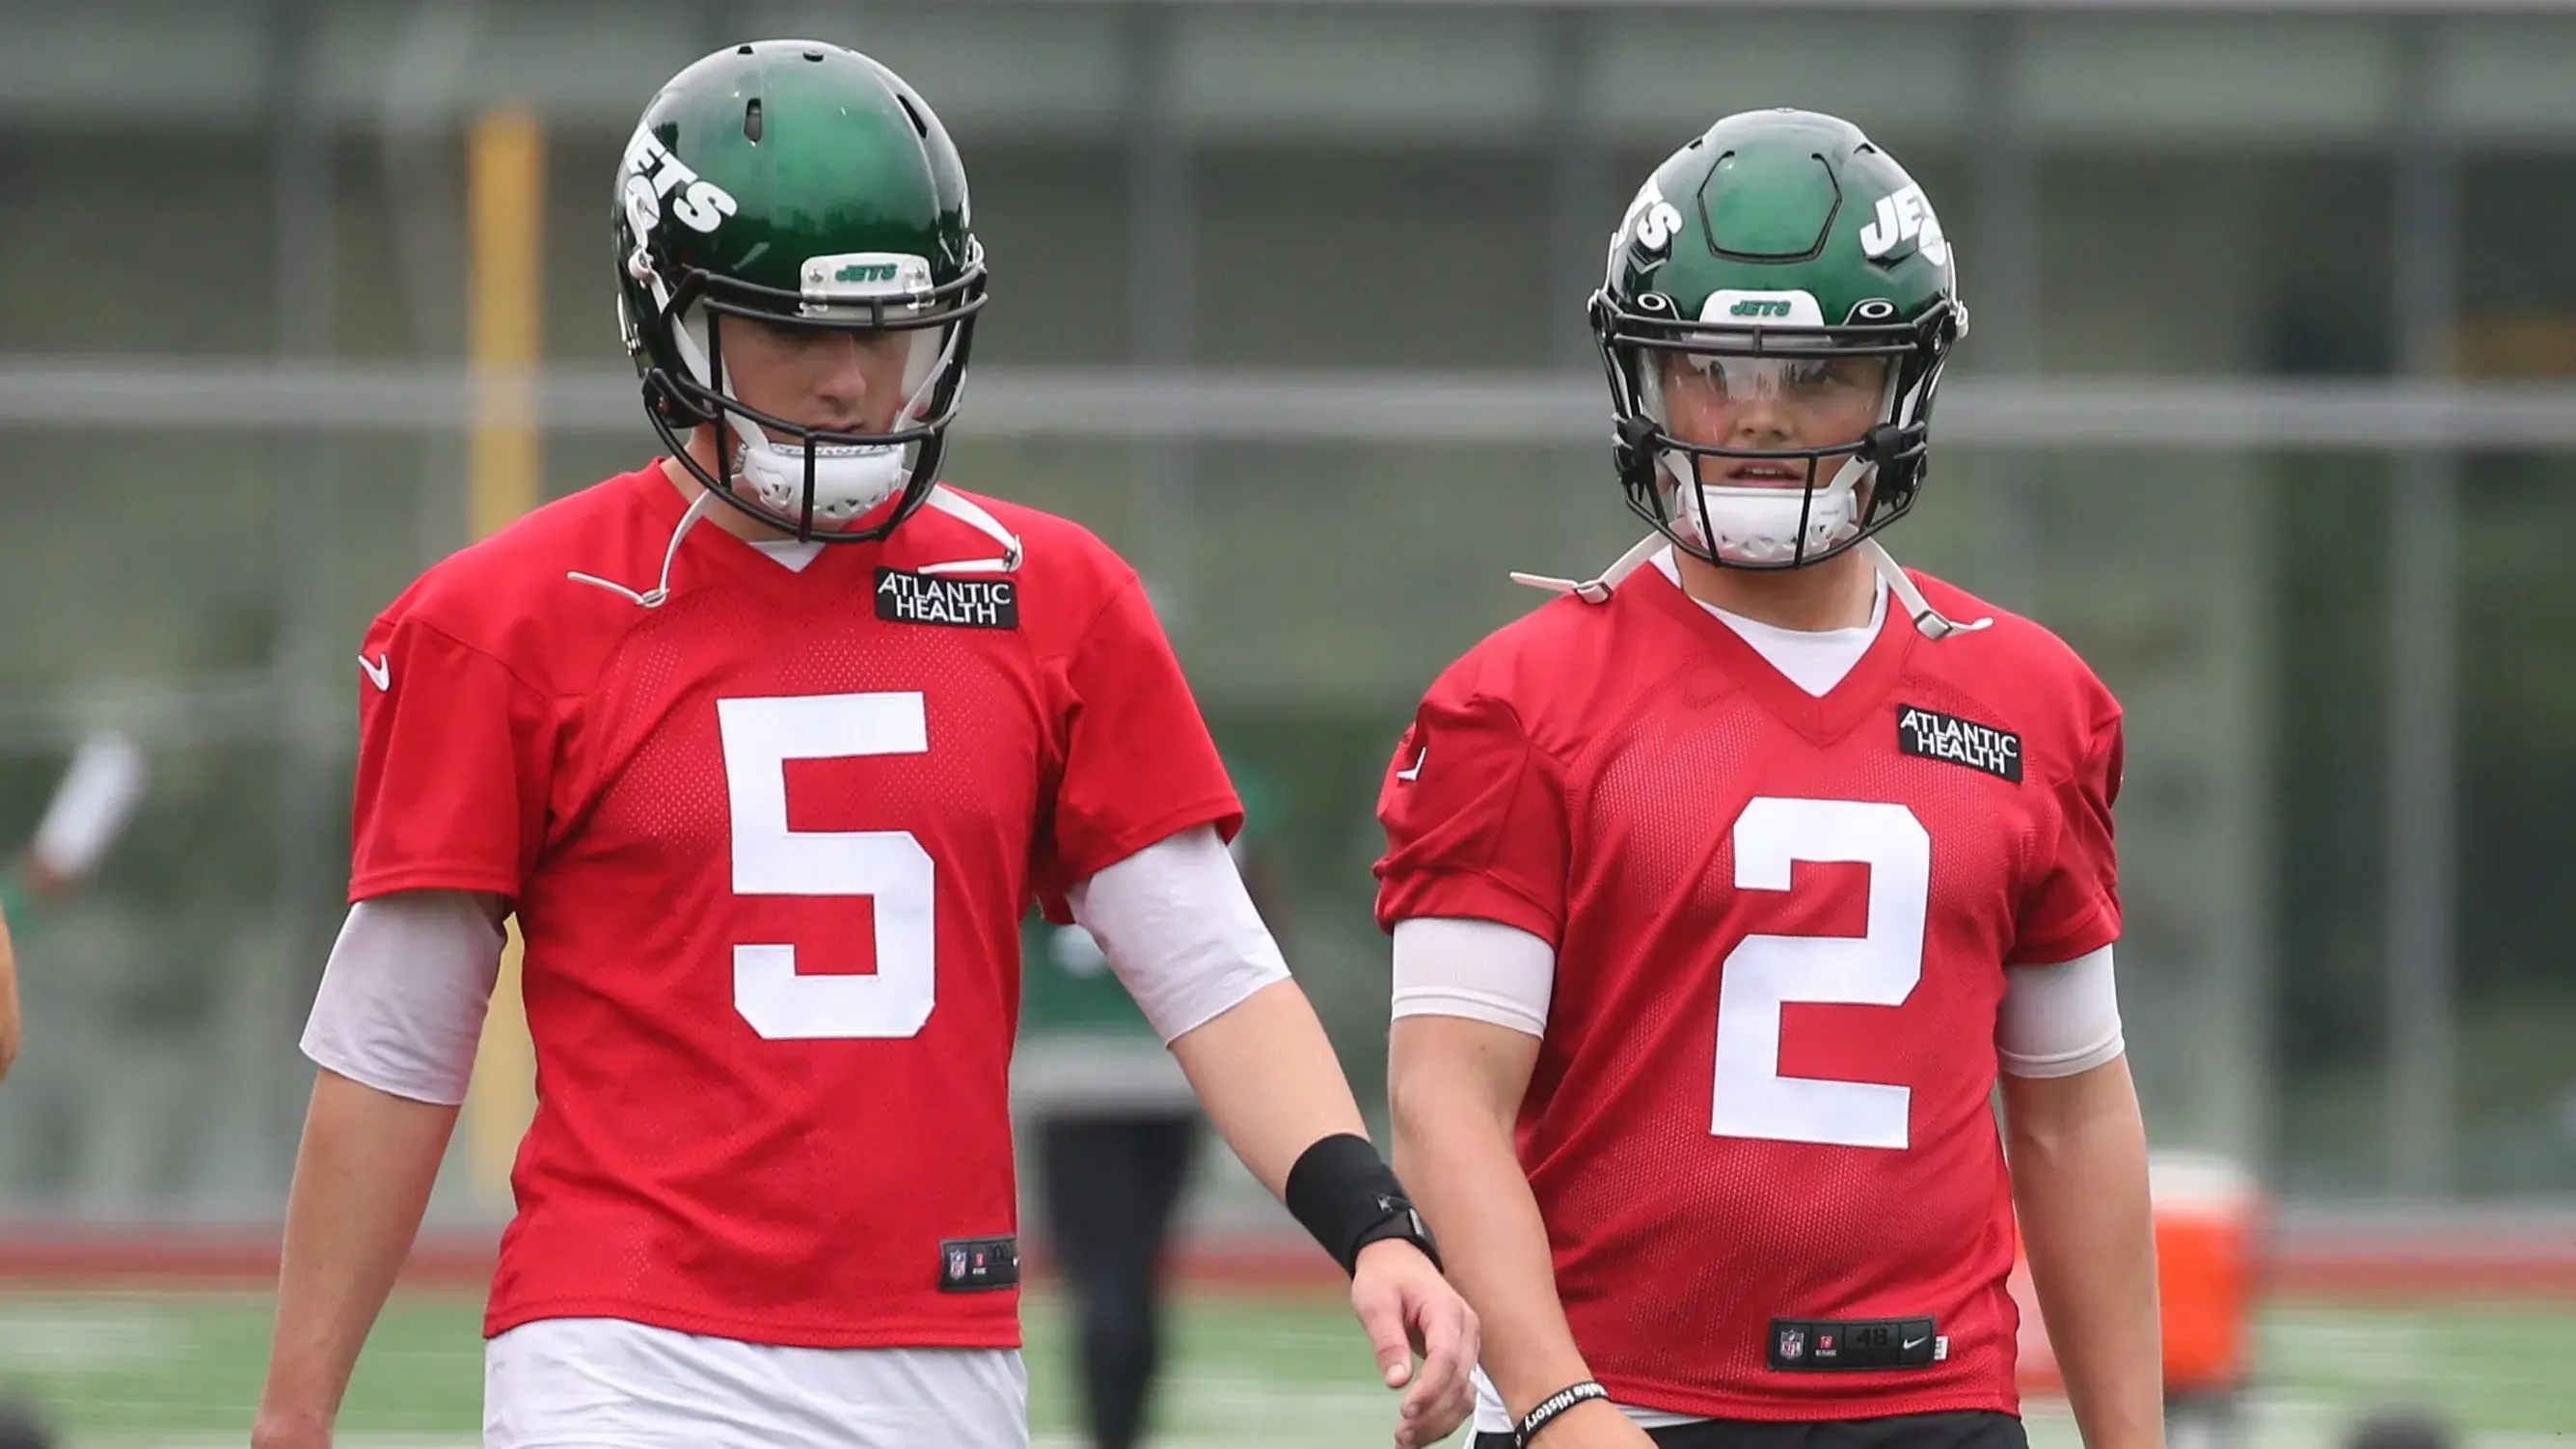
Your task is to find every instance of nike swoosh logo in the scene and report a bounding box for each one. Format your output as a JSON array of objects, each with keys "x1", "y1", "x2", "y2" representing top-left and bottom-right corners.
[
  {"x1": 1902, "y1": 1336, "x2": 1928, "y2": 1350},
  {"x1": 359, "y1": 653, "x2": 391, "y2": 692},
  {"x1": 1395, "y1": 747, "x2": 1426, "y2": 781}
]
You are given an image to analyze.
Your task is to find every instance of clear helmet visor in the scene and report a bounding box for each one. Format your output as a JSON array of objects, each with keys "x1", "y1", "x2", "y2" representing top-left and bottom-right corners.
[{"x1": 1634, "y1": 341, "x2": 1899, "y2": 566}]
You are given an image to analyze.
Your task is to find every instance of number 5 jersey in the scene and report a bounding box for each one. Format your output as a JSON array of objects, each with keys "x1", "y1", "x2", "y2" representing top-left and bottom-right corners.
[
  {"x1": 349, "y1": 463, "x2": 1240, "y2": 1350},
  {"x1": 1374, "y1": 554, "x2": 2122, "y2": 1421}
]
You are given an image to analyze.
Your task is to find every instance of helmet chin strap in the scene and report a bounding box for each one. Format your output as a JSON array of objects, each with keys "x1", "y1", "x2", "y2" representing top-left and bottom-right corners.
[
  {"x1": 1511, "y1": 534, "x2": 1666, "y2": 605},
  {"x1": 1530, "y1": 365, "x2": 1988, "y2": 636},
  {"x1": 562, "y1": 482, "x2": 1021, "y2": 613},
  {"x1": 567, "y1": 488, "x2": 718, "y2": 609},
  {"x1": 1862, "y1": 539, "x2": 1991, "y2": 640},
  {"x1": 1512, "y1": 533, "x2": 1989, "y2": 639}
]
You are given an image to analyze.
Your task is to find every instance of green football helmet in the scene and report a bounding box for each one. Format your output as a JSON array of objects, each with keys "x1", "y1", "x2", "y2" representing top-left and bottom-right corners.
[
  {"x1": 1590, "y1": 109, "x2": 1966, "y2": 570},
  {"x1": 614, "y1": 41, "x2": 987, "y2": 543}
]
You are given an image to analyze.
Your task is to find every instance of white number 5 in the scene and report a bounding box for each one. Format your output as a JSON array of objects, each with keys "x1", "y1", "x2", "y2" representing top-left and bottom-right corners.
[
  {"x1": 1713, "y1": 797, "x2": 1929, "y2": 1150},
  {"x1": 718, "y1": 693, "x2": 936, "y2": 1040}
]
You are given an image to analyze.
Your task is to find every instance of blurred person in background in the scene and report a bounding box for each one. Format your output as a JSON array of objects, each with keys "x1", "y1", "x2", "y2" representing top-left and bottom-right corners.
[
  {"x1": 1379, "y1": 110, "x2": 2159, "y2": 1449},
  {"x1": 0, "y1": 1399, "x2": 49, "y2": 1449},
  {"x1": 1018, "y1": 754, "x2": 1289, "y2": 1449},
  {"x1": 0, "y1": 730, "x2": 151, "y2": 1082},
  {"x1": 0, "y1": 887, "x2": 14, "y2": 1084},
  {"x1": 0, "y1": 729, "x2": 147, "y2": 1449},
  {"x1": 254, "y1": 40, "x2": 1471, "y2": 1449},
  {"x1": 2343, "y1": 1407, "x2": 2454, "y2": 1449}
]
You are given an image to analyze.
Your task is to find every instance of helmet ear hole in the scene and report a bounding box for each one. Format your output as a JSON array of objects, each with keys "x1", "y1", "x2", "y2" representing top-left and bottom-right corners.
[{"x1": 647, "y1": 370, "x2": 716, "y2": 428}]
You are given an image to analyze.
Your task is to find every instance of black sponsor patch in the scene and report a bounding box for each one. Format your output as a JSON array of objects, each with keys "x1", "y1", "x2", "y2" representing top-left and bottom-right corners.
[
  {"x1": 876, "y1": 568, "x2": 1018, "y2": 630},
  {"x1": 1896, "y1": 704, "x2": 2022, "y2": 783},
  {"x1": 938, "y1": 1235, "x2": 1020, "y2": 1293},
  {"x1": 1769, "y1": 1316, "x2": 1945, "y2": 1372}
]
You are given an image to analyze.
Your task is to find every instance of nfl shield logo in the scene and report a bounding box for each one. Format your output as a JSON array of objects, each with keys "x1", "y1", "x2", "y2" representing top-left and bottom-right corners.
[
  {"x1": 948, "y1": 1248, "x2": 969, "y2": 1278},
  {"x1": 1778, "y1": 1328, "x2": 1805, "y2": 1360}
]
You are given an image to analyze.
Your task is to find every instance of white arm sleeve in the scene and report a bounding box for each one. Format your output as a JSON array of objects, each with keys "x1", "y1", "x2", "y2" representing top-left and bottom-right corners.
[
  {"x1": 31, "y1": 730, "x2": 147, "y2": 880},
  {"x1": 1390, "y1": 916, "x2": 1558, "y2": 1038},
  {"x1": 300, "y1": 891, "x2": 506, "y2": 1106},
  {"x1": 1388, "y1": 923, "x2": 2119, "y2": 1069},
  {"x1": 1066, "y1": 825, "x2": 1292, "y2": 1044},
  {"x1": 1996, "y1": 944, "x2": 2125, "y2": 1079}
]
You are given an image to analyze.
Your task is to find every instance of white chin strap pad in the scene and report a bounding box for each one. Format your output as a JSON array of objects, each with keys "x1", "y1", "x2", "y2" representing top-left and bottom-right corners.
[
  {"x1": 1666, "y1": 451, "x2": 1874, "y2": 565},
  {"x1": 731, "y1": 430, "x2": 908, "y2": 526}
]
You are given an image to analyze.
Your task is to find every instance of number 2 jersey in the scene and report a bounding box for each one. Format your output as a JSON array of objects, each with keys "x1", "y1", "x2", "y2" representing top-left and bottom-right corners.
[
  {"x1": 349, "y1": 463, "x2": 1239, "y2": 1350},
  {"x1": 1374, "y1": 559, "x2": 2122, "y2": 1421}
]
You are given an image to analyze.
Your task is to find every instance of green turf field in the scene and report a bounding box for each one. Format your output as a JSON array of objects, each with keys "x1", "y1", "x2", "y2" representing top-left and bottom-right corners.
[{"x1": 0, "y1": 1288, "x2": 2562, "y2": 1448}]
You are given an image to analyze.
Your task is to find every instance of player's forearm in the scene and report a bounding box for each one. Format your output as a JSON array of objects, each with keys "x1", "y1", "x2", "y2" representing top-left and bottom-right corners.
[
  {"x1": 2005, "y1": 1057, "x2": 2164, "y2": 1449},
  {"x1": 0, "y1": 899, "x2": 19, "y2": 1081},
  {"x1": 1168, "y1": 977, "x2": 1369, "y2": 1196},
  {"x1": 259, "y1": 1069, "x2": 460, "y2": 1425},
  {"x1": 1388, "y1": 1031, "x2": 1594, "y2": 1420}
]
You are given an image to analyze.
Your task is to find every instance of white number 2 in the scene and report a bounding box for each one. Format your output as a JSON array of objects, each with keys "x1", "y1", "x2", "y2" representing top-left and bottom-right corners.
[
  {"x1": 717, "y1": 693, "x2": 936, "y2": 1041},
  {"x1": 1712, "y1": 797, "x2": 1929, "y2": 1150}
]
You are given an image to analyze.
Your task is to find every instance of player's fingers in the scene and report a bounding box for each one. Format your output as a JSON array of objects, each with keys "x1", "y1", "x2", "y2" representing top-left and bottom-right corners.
[
  {"x1": 1401, "y1": 1286, "x2": 1475, "y2": 1413},
  {"x1": 1395, "y1": 1373, "x2": 1475, "y2": 1449},
  {"x1": 1352, "y1": 1285, "x2": 1416, "y2": 1389}
]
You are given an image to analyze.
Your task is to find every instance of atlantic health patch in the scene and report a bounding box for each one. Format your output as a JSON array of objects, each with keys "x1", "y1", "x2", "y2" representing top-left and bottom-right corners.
[
  {"x1": 1896, "y1": 704, "x2": 2021, "y2": 784},
  {"x1": 876, "y1": 568, "x2": 1018, "y2": 630}
]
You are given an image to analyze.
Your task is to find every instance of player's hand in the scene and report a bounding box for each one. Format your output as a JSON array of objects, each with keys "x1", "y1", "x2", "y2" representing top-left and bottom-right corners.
[{"x1": 1349, "y1": 1238, "x2": 1479, "y2": 1448}]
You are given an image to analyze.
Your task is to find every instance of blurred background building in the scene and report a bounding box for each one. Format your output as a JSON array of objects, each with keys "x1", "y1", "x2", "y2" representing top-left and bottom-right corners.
[{"x1": 0, "y1": 0, "x2": 2571, "y2": 1442}]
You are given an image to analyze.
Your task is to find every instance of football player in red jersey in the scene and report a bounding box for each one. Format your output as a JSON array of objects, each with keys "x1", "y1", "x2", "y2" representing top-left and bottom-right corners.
[
  {"x1": 1378, "y1": 110, "x2": 2160, "y2": 1449},
  {"x1": 252, "y1": 41, "x2": 1473, "y2": 1449}
]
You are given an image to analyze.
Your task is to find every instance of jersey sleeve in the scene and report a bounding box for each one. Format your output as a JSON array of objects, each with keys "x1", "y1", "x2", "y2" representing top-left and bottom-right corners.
[
  {"x1": 348, "y1": 612, "x2": 556, "y2": 905},
  {"x1": 2010, "y1": 705, "x2": 2124, "y2": 967},
  {"x1": 1031, "y1": 576, "x2": 1241, "y2": 920},
  {"x1": 1373, "y1": 682, "x2": 1569, "y2": 946}
]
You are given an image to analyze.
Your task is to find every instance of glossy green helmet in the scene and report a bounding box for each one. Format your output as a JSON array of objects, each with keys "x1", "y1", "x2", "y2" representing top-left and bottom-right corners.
[
  {"x1": 614, "y1": 41, "x2": 987, "y2": 542},
  {"x1": 1590, "y1": 109, "x2": 1966, "y2": 569}
]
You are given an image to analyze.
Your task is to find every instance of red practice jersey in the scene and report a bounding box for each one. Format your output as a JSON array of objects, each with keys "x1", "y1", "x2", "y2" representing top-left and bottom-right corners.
[
  {"x1": 1375, "y1": 561, "x2": 2122, "y2": 1421},
  {"x1": 351, "y1": 464, "x2": 1238, "y2": 1350}
]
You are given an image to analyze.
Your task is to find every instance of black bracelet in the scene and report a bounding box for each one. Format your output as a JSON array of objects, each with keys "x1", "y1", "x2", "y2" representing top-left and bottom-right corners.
[
  {"x1": 1281, "y1": 1133, "x2": 1442, "y2": 1275},
  {"x1": 1515, "y1": 1381, "x2": 1609, "y2": 1446}
]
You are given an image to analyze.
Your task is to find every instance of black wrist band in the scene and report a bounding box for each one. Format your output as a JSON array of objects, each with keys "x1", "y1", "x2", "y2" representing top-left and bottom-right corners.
[
  {"x1": 1282, "y1": 1132, "x2": 1441, "y2": 1275},
  {"x1": 1515, "y1": 1381, "x2": 1609, "y2": 1446}
]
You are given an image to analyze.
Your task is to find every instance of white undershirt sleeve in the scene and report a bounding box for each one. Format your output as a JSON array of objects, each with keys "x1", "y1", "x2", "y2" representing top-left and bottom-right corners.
[
  {"x1": 1389, "y1": 920, "x2": 2120, "y2": 1073},
  {"x1": 300, "y1": 890, "x2": 507, "y2": 1107},
  {"x1": 1067, "y1": 825, "x2": 1292, "y2": 1044},
  {"x1": 1389, "y1": 916, "x2": 1559, "y2": 1038},
  {"x1": 1996, "y1": 944, "x2": 2125, "y2": 1078}
]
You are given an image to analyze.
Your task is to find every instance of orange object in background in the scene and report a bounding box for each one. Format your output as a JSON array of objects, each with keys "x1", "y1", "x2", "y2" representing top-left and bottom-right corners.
[{"x1": 2013, "y1": 1152, "x2": 2265, "y2": 1401}]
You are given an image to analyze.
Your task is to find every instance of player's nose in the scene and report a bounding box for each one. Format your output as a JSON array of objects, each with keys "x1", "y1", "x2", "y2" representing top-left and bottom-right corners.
[
  {"x1": 1728, "y1": 393, "x2": 1797, "y2": 448},
  {"x1": 811, "y1": 334, "x2": 880, "y2": 420}
]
